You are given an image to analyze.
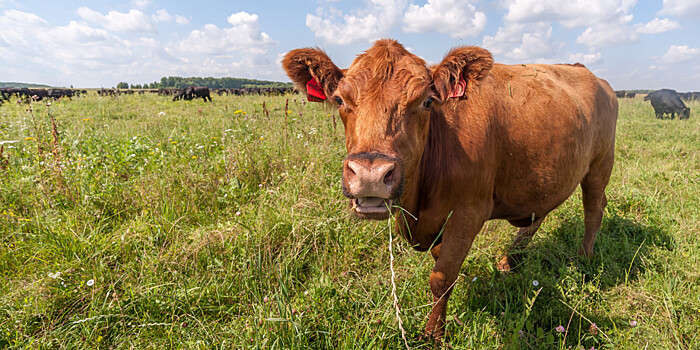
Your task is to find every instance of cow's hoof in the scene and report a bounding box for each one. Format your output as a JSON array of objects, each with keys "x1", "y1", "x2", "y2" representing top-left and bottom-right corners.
[
  {"x1": 577, "y1": 246, "x2": 594, "y2": 258},
  {"x1": 420, "y1": 329, "x2": 446, "y2": 347},
  {"x1": 497, "y1": 255, "x2": 515, "y2": 272}
]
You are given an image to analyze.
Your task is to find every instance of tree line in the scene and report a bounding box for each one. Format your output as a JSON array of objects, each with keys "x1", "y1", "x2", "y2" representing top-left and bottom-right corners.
[
  {"x1": 0, "y1": 82, "x2": 51, "y2": 88},
  {"x1": 117, "y1": 76, "x2": 292, "y2": 90}
]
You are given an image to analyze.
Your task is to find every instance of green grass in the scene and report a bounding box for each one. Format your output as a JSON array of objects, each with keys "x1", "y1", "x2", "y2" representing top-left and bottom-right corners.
[{"x1": 0, "y1": 93, "x2": 698, "y2": 349}]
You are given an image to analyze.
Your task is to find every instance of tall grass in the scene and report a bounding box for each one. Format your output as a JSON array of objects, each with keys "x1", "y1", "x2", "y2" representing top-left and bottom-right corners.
[{"x1": 0, "y1": 94, "x2": 698, "y2": 349}]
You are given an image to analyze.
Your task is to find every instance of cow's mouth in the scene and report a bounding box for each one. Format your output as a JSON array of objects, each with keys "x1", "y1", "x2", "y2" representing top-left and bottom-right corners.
[{"x1": 351, "y1": 197, "x2": 394, "y2": 219}]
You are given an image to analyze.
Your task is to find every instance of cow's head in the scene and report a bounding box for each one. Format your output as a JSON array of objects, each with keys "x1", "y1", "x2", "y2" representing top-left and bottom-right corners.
[
  {"x1": 680, "y1": 107, "x2": 690, "y2": 119},
  {"x1": 282, "y1": 39, "x2": 493, "y2": 219}
]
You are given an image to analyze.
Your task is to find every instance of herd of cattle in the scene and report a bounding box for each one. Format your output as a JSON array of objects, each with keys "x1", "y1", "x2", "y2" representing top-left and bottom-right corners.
[
  {"x1": 0, "y1": 85, "x2": 693, "y2": 120},
  {"x1": 0, "y1": 87, "x2": 87, "y2": 102},
  {"x1": 95, "y1": 86, "x2": 294, "y2": 100},
  {"x1": 0, "y1": 86, "x2": 294, "y2": 104}
]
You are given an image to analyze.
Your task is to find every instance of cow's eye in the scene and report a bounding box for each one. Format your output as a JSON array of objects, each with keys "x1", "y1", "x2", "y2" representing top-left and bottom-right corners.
[
  {"x1": 334, "y1": 96, "x2": 343, "y2": 106},
  {"x1": 422, "y1": 97, "x2": 434, "y2": 108}
]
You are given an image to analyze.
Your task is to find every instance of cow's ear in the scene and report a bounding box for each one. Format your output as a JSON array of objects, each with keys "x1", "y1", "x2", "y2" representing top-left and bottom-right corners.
[
  {"x1": 432, "y1": 46, "x2": 493, "y2": 101},
  {"x1": 282, "y1": 48, "x2": 343, "y2": 103}
]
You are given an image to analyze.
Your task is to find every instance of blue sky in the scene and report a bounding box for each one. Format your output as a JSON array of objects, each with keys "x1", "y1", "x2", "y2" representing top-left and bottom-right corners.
[{"x1": 1, "y1": 0, "x2": 698, "y2": 90}]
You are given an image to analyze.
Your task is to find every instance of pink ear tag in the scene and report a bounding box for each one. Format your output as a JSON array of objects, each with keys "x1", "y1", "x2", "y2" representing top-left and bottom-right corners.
[
  {"x1": 306, "y1": 77, "x2": 326, "y2": 100},
  {"x1": 448, "y1": 75, "x2": 467, "y2": 98}
]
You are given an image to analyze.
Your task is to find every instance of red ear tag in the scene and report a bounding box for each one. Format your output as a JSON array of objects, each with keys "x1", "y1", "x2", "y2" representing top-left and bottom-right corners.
[
  {"x1": 306, "y1": 77, "x2": 326, "y2": 100},
  {"x1": 448, "y1": 75, "x2": 467, "y2": 98}
]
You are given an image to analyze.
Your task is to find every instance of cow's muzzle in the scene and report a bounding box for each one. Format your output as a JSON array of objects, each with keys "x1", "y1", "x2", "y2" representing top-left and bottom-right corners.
[{"x1": 342, "y1": 153, "x2": 403, "y2": 220}]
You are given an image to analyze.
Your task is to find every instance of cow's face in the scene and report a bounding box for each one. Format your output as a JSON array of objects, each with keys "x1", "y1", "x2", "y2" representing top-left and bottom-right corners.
[
  {"x1": 282, "y1": 39, "x2": 493, "y2": 219},
  {"x1": 681, "y1": 107, "x2": 690, "y2": 119}
]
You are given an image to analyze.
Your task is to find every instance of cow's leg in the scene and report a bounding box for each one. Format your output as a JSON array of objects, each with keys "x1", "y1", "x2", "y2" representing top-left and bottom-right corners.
[
  {"x1": 497, "y1": 217, "x2": 545, "y2": 271},
  {"x1": 578, "y1": 153, "x2": 613, "y2": 257},
  {"x1": 424, "y1": 215, "x2": 483, "y2": 339},
  {"x1": 430, "y1": 243, "x2": 441, "y2": 261}
]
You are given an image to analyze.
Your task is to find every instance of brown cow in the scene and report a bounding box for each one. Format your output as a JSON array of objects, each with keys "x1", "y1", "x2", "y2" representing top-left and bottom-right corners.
[{"x1": 283, "y1": 39, "x2": 618, "y2": 339}]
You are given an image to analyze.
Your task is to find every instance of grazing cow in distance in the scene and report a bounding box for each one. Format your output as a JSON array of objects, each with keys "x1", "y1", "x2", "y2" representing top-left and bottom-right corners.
[
  {"x1": 615, "y1": 90, "x2": 626, "y2": 98},
  {"x1": 172, "y1": 86, "x2": 212, "y2": 102},
  {"x1": 283, "y1": 39, "x2": 618, "y2": 340},
  {"x1": 28, "y1": 89, "x2": 49, "y2": 100},
  {"x1": 1, "y1": 87, "x2": 31, "y2": 99},
  {"x1": 644, "y1": 89, "x2": 690, "y2": 120},
  {"x1": 172, "y1": 88, "x2": 186, "y2": 101},
  {"x1": 47, "y1": 89, "x2": 75, "y2": 100}
]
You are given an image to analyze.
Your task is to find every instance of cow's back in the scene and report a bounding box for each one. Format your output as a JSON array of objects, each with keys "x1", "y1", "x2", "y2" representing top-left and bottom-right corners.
[{"x1": 470, "y1": 63, "x2": 618, "y2": 223}]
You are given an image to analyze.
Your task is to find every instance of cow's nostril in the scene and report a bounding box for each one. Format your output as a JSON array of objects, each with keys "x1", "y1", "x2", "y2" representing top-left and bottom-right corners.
[
  {"x1": 346, "y1": 161, "x2": 358, "y2": 176},
  {"x1": 383, "y1": 169, "x2": 395, "y2": 185}
]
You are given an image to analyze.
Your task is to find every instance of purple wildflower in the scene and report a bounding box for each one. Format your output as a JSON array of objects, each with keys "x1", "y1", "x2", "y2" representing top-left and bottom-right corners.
[{"x1": 556, "y1": 325, "x2": 566, "y2": 333}]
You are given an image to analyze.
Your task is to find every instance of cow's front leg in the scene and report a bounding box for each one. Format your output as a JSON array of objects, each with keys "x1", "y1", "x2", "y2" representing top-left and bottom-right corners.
[{"x1": 424, "y1": 215, "x2": 482, "y2": 339}]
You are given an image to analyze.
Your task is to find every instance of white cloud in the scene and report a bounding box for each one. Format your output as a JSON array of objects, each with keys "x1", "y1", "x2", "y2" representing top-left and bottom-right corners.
[
  {"x1": 576, "y1": 18, "x2": 638, "y2": 48},
  {"x1": 0, "y1": 9, "x2": 283, "y2": 87},
  {"x1": 402, "y1": 0, "x2": 486, "y2": 38},
  {"x1": 567, "y1": 51, "x2": 603, "y2": 65},
  {"x1": 482, "y1": 22, "x2": 561, "y2": 61},
  {"x1": 2, "y1": 9, "x2": 48, "y2": 27},
  {"x1": 174, "y1": 12, "x2": 274, "y2": 56},
  {"x1": 306, "y1": 0, "x2": 407, "y2": 45},
  {"x1": 503, "y1": 0, "x2": 637, "y2": 28},
  {"x1": 576, "y1": 14, "x2": 680, "y2": 48},
  {"x1": 49, "y1": 20, "x2": 110, "y2": 44},
  {"x1": 634, "y1": 17, "x2": 679, "y2": 34},
  {"x1": 499, "y1": 0, "x2": 648, "y2": 50},
  {"x1": 659, "y1": 0, "x2": 700, "y2": 18},
  {"x1": 661, "y1": 45, "x2": 699, "y2": 64},
  {"x1": 151, "y1": 9, "x2": 188, "y2": 25},
  {"x1": 77, "y1": 7, "x2": 156, "y2": 33},
  {"x1": 167, "y1": 12, "x2": 278, "y2": 78},
  {"x1": 153, "y1": 9, "x2": 172, "y2": 22},
  {"x1": 131, "y1": 0, "x2": 151, "y2": 10},
  {"x1": 175, "y1": 15, "x2": 189, "y2": 25},
  {"x1": 0, "y1": 9, "x2": 147, "y2": 86}
]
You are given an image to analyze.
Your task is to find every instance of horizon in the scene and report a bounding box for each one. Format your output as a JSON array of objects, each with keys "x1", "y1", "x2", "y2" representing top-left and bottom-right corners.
[{"x1": 1, "y1": 1, "x2": 699, "y2": 91}]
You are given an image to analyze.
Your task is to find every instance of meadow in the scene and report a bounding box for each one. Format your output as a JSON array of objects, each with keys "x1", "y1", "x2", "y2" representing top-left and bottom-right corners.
[{"x1": 0, "y1": 92, "x2": 698, "y2": 349}]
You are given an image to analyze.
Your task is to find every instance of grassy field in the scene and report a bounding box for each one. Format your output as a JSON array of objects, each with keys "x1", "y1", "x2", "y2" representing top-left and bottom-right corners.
[{"x1": 0, "y1": 92, "x2": 698, "y2": 349}]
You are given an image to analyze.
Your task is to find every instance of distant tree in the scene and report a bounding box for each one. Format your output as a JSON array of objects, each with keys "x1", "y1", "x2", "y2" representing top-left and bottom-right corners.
[
  {"x1": 139, "y1": 76, "x2": 292, "y2": 89},
  {"x1": 116, "y1": 82, "x2": 129, "y2": 89}
]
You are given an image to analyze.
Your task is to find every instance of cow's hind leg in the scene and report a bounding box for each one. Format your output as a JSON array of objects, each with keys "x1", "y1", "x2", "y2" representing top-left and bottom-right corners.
[
  {"x1": 578, "y1": 153, "x2": 614, "y2": 257},
  {"x1": 497, "y1": 217, "x2": 545, "y2": 271}
]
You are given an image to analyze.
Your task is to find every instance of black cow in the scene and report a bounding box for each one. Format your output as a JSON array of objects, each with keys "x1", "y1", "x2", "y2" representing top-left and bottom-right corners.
[
  {"x1": 47, "y1": 89, "x2": 74, "y2": 100},
  {"x1": 615, "y1": 90, "x2": 626, "y2": 98},
  {"x1": 1, "y1": 87, "x2": 31, "y2": 98},
  {"x1": 644, "y1": 89, "x2": 690, "y2": 120},
  {"x1": 172, "y1": 86, "x2": 212, "y2": 102},
  {"x1": 28, "y1": 89, "x2": 49, "y2": 100}
]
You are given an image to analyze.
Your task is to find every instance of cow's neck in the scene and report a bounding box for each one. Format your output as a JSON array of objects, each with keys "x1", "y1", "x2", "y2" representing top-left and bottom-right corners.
[{"x1": 395, "y1": 108, "x2": 461, "y2": 250}]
